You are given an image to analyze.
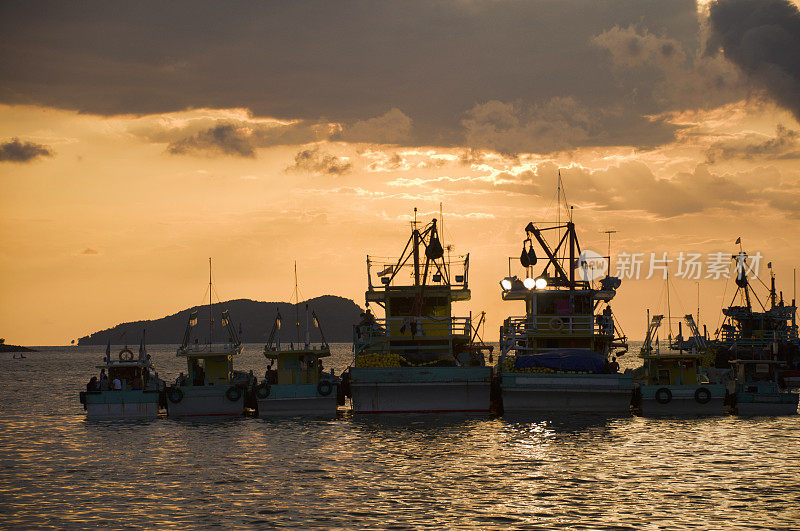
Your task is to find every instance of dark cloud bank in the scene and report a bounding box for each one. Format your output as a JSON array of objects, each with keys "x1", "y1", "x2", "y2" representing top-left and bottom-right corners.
[
  {"x1": 708, "y1": 0, "x2": 800, "y2": 121},
  {"x1": 3, "y1": 0, "x2": 799, "y2": 154},
  {"x1": 0, "y1": 138, "x2": 53, "y2": 162},
  {"x1": 1, "y1": 0, "x2": 701, "y2": 152}
]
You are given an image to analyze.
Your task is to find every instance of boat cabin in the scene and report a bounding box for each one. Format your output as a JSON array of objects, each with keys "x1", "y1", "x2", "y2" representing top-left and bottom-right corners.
[
  {"x1": 731, "y1": 359, "x2": 785, "y2": 391},
  {"x1": 642, "y1": 353, "x2": 703, "y2": 386},
  {"x1": 98, "y1": 361, "x2": 151, "y2": 390},
  {"x1": 264, "y1": 349, "x2": 331, "y2": 385},
  {"x1": 177, "y1": 351, "x2": 235, "y2": 386}
]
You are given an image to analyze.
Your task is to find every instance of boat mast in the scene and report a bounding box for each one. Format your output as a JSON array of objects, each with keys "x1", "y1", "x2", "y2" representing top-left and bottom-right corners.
[
  {"x1": 666, "y1": 270, "x2": 673, "y2": 341},
  {"x1": 209, "y1": 257, "x2": 213, "y2": 345},
  {"x1": 294, "y1": 261, "x2": 300, "y2": 345},
  {"x1": 412, "y1": 207, "x2": 420, "y2": 286}
]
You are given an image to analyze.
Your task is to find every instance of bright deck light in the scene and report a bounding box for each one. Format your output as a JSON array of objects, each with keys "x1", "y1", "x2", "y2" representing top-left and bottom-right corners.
[
  {"x1": 535, "y1": 278, "x2": 547, "y2": 289},
  {"x1": 500, "y1": 278, "x2": 513, "y2": 290},
  {"x1": 523, "y1": 277, "x2": 536, "y2": 289}
]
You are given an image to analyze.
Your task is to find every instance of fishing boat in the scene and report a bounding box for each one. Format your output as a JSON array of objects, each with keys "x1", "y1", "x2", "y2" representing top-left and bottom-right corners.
[
  {"x1": 637, "y1": 315, "x2": 726, "y2": 415},
  {"x1": 343, "y1": 211, "x2": 492, "y2": 414},
  {"x1": 79, "y1": 332, "x2": 165, "y2": 419},
  {"x1": 166, "y1": 259, "x2": 253, "y2": 418},
  {"x1": 710, "y1": 248, "x2": 800, "y2": 388},
  {"x1": 255, "y1": 265, "x2": 341, "y2": 417},
  {"x1": 728, "y1": 359, "x2": 798, "y2": 415},
  {"x1": 497, "y1": 206, "x2": 633, "y2": 414}
]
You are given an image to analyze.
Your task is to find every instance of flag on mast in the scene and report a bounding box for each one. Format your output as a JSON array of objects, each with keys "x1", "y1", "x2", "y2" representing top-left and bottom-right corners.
[
  {"x1": 105, "y1": 339, "x2": 111, "y2": 363},
  {"x1": 735, "y1": 237, "x2": 741, "y2": 244}
]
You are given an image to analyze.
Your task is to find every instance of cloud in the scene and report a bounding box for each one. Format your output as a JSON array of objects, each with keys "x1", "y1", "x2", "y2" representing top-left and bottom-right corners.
[
  {"x1": 706, "y1": 124, "x2": 800, "y2": 161},
  {"x1": 168, "y1": 124, "x2": 256, "y2": 157},
  {"x1": 287, "y1": 147, "x2": 351, "y2": 175},
  {"x1": 1, "y1": 1, "x2": 710, "y2": 149},
  {"x1": 164, "y1": 118, "x2": 330, "y2": 157},
  {"x1": 340, "y1": 108, "x2": 412, "y2": 144},
  {"x1": 708, "y1": 0, "x2": 800, "y2": 120},
  {"x1": 592, "y1": 24, "x2": 747, "y2": 111},
  {"x1": 592, "y1": 25, "x2": 687, "y2": 69},
  {"x1": 461, "y1": 98, "x2": 678, "y2": 155},
  {"x1": 0, "y1": 138, "x2": 53, "y2": 162},
  {"x1": 79, "y1": 248, "x2": 99, "y2": 255}
]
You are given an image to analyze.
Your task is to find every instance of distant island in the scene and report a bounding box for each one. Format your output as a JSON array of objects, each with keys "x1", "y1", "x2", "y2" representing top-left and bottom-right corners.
[
  {"x1": 0, "y1": 339, "x2": 36, "y2": 353},
  {"x1": 78, "y1": 295, "x2": 365, "y2": 345}
]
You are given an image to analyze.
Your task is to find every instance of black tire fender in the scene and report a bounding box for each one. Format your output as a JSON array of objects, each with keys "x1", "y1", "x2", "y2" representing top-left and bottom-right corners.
[
  {"x1": 255, "y1": 382, "x2": 270, "y2": 399},
  {"x1": 167, "y1": 386, "x2": 184, "y2": 404},
  {"x1": 317, "y1": 380, "x2": 333, "y2": 397},
  {"x1": 225, "y1": 386, "x2": 242, "y2": 402},
  {"x1": 694, "y1": 387, "x2": 711, "y2": 404},
  {"x1": 655, "y1": 387, "x2": 672, "y2": 404}
]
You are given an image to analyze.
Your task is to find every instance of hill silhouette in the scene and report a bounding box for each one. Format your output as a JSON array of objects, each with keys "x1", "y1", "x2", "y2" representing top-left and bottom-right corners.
[{"x1": 77, "y1": 295, "x2": 364, "y2": 345}]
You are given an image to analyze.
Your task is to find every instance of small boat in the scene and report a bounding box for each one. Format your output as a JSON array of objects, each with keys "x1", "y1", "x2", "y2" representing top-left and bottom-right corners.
[
  {"x1": 166, "y1": 259, "x2": 253, "y2": 418},
  {"x1": 79, "y1": 332, "x2": 165, "y2": 419},
  {"x1": 255, "y1": 265, "x2": 341, "y2": 417},
  {"x1": 343, "y1": 211, "x2": 493, "y2": 415},
  {"x1": 497, "y1": 188, "x2": 633, "y2": 414},
  {"x1": 728, "y1": 359, "x2": 799, "y2": 415},
  {"x1": 636, "y1": 331, "x2": 726, "y2": 416}
]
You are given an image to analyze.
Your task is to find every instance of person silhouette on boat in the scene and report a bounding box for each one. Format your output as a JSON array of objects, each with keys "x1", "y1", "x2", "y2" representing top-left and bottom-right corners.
[
  {"x1": 99, "y1": 369, "x2": 109, "y2": 390},
  {"x1": 608, "y1": 356, "x2": 620, "y2": 373},
  {"x1": 86, "y1": 376, "x2": 99, "y2": 392}
]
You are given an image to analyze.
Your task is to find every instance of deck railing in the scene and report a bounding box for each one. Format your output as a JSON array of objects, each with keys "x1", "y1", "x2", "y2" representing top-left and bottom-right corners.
[{"x1": 353, "y1": 316, "x2": 471, "y2": 355}]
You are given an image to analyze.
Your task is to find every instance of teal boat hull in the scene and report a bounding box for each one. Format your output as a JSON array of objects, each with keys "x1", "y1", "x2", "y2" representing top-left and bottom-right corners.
[
  {"x1": 501, "y1": 372, "x2": 634, "y2": 414},
  {"x1": 734, "y1": 391, "x2": 799, "y2": 415},
  {"x1": 166, "y1": 385, "x2": 244, "y2": 418},
  {"x1": 83, "y1": 390, "x2": 161, "y2": 419},
  {"x1": 257, "y1": 383, "x2": 338, "y2": 417},
  {"x1": 349, "y1": 366, "x2": 491, "y2": 414},
  {"x1": 640, "y1": 384, "x2": 726, "y2": 416}
]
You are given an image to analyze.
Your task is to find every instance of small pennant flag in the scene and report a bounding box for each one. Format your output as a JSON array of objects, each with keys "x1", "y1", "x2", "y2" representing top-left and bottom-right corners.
[
  {"x1": 768, "y1": 262, "x2": 772, "y2": 269},
  {"x1": 189, "y1": 311, "x2": 198, "y2": 327},
  {"x1": 105, "y1": 339, "x2": 111, "y2": 362},
  {"x1": 378, "y1": 265, "x2": 393, "y2": 276},
  {"x1": 735, "y1": 237, "x2": 741, "y2": 244}
]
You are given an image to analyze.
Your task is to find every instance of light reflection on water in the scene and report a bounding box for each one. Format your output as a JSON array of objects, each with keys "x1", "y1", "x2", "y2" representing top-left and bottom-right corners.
[{"x1": 0, "y1": 345, "x2": 798, "y2": 528}]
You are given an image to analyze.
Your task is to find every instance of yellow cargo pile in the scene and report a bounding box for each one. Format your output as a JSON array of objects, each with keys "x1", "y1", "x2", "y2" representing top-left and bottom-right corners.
[
  {"x1": 355, "y1": 352, "x2": 402, "y2": 368},
  {"x1": 501, "y1": 356, "x2": 592, "y2": 374}
]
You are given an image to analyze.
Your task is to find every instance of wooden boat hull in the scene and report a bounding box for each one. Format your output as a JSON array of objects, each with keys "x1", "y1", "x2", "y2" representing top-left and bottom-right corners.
[
  {"x1": 166, "y1": 385, "x2": 244, "y2": 418},
  {"x1": 639, "y1": 384, "x2": 726, "y2": 416},
  {"x1": 349, "y1": 367, "x2": 491, "y2": 414},
  {"x1": 83, "y1": 390, "x2": 161, "y2": 419},
  {"x1": 501, "y1": 372, "x2": 633, "y2": 414}
]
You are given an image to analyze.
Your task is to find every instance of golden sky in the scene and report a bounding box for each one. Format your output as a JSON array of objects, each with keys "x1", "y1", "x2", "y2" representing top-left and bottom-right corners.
[{"x1": 2, "y1": 0, "x2": 799, "y2": 345}]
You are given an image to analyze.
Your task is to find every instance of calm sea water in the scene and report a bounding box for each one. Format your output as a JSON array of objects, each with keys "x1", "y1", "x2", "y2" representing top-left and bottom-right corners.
[{"x1": 1, "y1": 344, "x2": 799, "y2": 529}]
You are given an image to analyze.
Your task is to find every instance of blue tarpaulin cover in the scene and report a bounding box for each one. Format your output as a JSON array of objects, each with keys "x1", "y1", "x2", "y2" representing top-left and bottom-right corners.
[{"x1": 514, "y1": 349, "x2": 605, "y2": 373}]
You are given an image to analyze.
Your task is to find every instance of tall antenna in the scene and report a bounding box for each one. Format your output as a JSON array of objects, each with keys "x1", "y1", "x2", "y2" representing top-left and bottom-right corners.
[
  {"x1": 697, "y1": 281, "x2": 700, "y2": 325},
  {"x1": 209, "y1": 257, "x2": 213, "y2": 345},
  {"x1": 604, "y1": 230, "x2": 617, "y2": 273}
]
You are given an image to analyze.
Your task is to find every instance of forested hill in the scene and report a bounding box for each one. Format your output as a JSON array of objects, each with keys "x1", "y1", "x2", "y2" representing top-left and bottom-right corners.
[{"x1": 77, "y1": 295, "x2": 364, "y2": 345}]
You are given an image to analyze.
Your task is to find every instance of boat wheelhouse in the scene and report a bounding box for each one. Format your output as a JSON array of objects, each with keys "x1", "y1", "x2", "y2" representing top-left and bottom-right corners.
[
  {"x1": 728, "y1": 359, "x2": 799, "y2": 415},
  {"x1": 79, "y1": 334, "x2": 164, "y2": 419},
  {"x1": 166, "y1": 260, "x2": 252, "y2": 418},
  {"x1": 498, "y1": 216, "x2": 633, "y2": 414},
  {"x1": 344, "y1": 213, "x2": 492, "y2": 414}
]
